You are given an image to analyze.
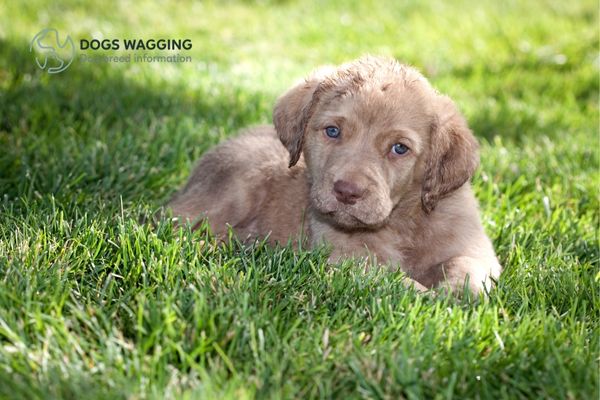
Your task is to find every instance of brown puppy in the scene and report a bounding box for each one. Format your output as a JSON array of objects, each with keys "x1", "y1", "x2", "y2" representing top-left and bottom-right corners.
[{"x1": 167, "y1": 56, "x2": 501, "y2": 295}]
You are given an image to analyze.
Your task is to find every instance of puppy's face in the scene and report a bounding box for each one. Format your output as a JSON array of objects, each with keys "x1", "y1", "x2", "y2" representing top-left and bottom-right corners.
[
  {"x1": 274, "y1": 57, "x2": 479, "y2": 231},
  {"x1": 303, "y1": 85, "x2": 431, "y2": 228}
]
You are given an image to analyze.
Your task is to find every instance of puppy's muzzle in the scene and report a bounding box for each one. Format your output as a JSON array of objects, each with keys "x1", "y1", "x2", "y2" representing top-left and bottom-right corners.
[{"x1": 333, "y1": 180, "x2": 366, "y2": 205}]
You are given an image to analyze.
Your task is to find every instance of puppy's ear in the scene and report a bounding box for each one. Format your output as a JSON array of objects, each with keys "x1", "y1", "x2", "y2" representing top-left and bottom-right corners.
[
  {"x1": 273, "y1": 67, "x2": 333, "y2": 167},
  {"x1": 421, "y1": 97, "x2": 479, "y2": 213}
]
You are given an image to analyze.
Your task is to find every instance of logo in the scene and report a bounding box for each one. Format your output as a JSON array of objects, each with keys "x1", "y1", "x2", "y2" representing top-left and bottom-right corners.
[{"x1": 30, "y1": 28, "x2": 75, "y2": 74}]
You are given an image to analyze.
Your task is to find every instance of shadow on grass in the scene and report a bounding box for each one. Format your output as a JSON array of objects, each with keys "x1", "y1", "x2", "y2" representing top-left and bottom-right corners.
[{"x1": 0, "y1": 39, "x2": 272, "y2": 213}]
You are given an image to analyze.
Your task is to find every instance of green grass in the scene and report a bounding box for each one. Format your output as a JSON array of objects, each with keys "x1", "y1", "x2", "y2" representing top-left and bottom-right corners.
[{"x1": 0, "y1": 0, "x2": 598, "y2": 398}]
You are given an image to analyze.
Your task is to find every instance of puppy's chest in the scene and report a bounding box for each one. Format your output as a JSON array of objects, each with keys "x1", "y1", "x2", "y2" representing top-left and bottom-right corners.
[
  {"x1": 310, "y1": 220, "x2": 417, "y2": 271},
  {"x1": 360, "y1": 230, "x2": 419, "y2": 271}
]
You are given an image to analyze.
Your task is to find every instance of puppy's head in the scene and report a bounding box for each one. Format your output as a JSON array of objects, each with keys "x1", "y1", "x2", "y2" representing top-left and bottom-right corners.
[{"x1": 273, "y1": 56, "x2": 479, "y2": 230}]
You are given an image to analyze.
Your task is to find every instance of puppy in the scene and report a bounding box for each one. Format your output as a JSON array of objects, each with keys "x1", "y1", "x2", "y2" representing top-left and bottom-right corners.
[{"x1": 167, "y1": 56, "x2": 502, "y2": 295}]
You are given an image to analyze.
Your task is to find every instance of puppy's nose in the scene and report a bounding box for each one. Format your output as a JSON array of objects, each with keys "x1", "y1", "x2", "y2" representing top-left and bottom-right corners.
[{"x1": 333, "y1": 180, "x2": 364, "y2": 205}]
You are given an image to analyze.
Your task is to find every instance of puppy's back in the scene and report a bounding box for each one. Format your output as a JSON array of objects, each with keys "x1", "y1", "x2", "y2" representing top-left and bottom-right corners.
[{"x1": 168, "y1": 126, "x2": 309, "y2": 243}]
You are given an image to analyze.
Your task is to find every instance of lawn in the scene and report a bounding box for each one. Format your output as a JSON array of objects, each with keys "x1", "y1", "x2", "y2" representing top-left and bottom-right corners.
[{"x1": 0, "y1": 0, "x2": 598, "y2": 398}]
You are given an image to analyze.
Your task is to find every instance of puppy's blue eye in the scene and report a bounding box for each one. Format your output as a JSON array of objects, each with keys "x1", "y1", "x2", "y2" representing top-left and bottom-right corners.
[
  {"x1": 325, "y1": 126, "x2": 341, "y2": 138},
  {"x1": 391, "y1": 143, "x2": 409, "y2": 155}
]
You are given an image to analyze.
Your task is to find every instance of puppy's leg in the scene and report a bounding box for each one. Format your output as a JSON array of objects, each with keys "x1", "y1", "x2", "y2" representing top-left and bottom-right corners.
[
  {"x1": 166, "y1": 128, "x2": 293, "y2": 240},
  {"x1": 402, "y1": 277, "x2": 428, "y2": 292},
  {"x1": 167, "y1": 149, "x2": 266, "y2": 237}
]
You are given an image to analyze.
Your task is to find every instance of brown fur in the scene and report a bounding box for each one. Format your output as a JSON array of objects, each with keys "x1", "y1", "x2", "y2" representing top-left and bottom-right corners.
[{"x1": 166, "y1": 56, "x2": 502, "y2": 295}]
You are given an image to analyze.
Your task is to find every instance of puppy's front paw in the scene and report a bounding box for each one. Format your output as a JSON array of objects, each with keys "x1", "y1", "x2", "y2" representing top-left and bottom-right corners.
[
  {"x1": 403, "y1": 277, "x2": 428, "y2": 293},
  {"x1": 433, "y1": 256, "x2": 501, "y2": 297}
]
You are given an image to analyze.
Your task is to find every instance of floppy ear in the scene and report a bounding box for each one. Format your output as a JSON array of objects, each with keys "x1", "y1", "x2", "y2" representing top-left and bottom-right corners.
[
  {"x1": 273, "y1": 68, "x2": 334, "y2": 167},
  {"x1": 421, "y1": 97, "x2": 479, "y2": 213}
]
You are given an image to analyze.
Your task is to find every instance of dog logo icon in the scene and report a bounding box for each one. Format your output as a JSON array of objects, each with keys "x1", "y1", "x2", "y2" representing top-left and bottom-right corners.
[{"x1": 30, "y1": 28, "x2": 75, "y2": 74}]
